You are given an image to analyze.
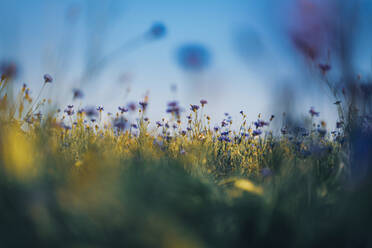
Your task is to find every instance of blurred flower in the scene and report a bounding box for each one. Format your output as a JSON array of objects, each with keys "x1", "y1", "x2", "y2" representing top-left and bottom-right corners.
[
  {"x1": 118, "y1": 106, "x2": 129, "y2": 114},
  {"x1": 200, "y1": 99, "x2": 208, "y2": 107},
  {"x1": 254, "y1": 120, "x2": 269, "y2": 129},
  {"x1": 318, "y1": 63, "x2": 331, "y2": 75},
  {"x1": 127, "y1": 102, "x2": 137, "y2": 112},
  {"x1": 0, "y1": 61, "x2": 18, "y2": 80},
  {"x1": 318, "y1": 128, "x2": 327, "y2": 137},
  {"x1": 176, "y1": 44, "x2": 211, "y2": 71},
  {"x1": 289, "y1": 1, "x2": 337, "y2": 61},
  {"x1": 139, "y1": 101, "x2": 148, "y2": 111},
  {"x1": 114, "y1": 117, "x2": 127, "y2": 131},
  {"x1": 252, "y1": 129, "x2": 262, "y2": 137},
  {"x1": 147, "y1": 22, "x2": 167, "y2": 40},
  {"x1": 131, "y1": 123, "x2": 138, "y2": 129},
  {"x1": 261, "y1": 167, "x2": 273, "y2": 178},
  {"x1": 43, "y1": 74, "x2": 53, "y2": 83},
  {"x1": 281, "y1": 127, "x2": 288, "y2": 135},
  {"x1": 73, "y1": 88, "x2": 84, "y2": 100},
  {"x1": 156, "y1": 121, "x2": 163, "y2": 128},
  {"x1": 84, "y1": 106, "x2": 98, "y2": 118},
  {"x1": 168, "y1": 101, "x2": 178, "y2": 107},
  {"x1": 309, "y1": 107, "x2": 319, "y2": 117},
  {"x1": 218, "y1": 136, "x2": 231, "y2": 142},
  {"x1": 64, "y1": 107, "x2": 75, "y2": 116}
]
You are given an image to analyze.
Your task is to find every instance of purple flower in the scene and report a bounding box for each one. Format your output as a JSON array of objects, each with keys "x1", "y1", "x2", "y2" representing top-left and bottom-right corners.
[
  {"x1": 97, "y1": 106, "x2": 104, "y2": 112},
  {"x1": 139, "y1": 101, "x2": 148, "y2": 111},
  {"x1": 43, "y1": 74, "x2": 53, "y2": 83},
  {"x1": 127, "y1": 102, "x2": 137, "y2": 112},
  {"x1": 261, "y1": 168, "x2": 272, "y2": 177},
  {"x1": 156, "y1": 121, "x2": 163, "y2": 127},
  {"x1": 167, "y1": 101, "x2": 178, "y2": 107},
  {"x1": 200, "y1": 99, "x2": 208, "y2": 107},
  {"x1": 0, "y1": 61, "x2": 18, "y2": 80},
  {"x1": 84, "y1": 106, "x2": 98, "y2": 118},
  {"x1": 118, "y1": 106, "x2": 129, "y2": 114},
  {"x1": 252, "y1": 129, "x2": 262, "y2": 137},
  {"x1": 64, "y1": 108, "x2": 75, "y2": 116},
  {"x1": 131, "y1": 123, "x2": 138, "y2": 129},
  {"x1": 309, "y1": 107, "x2": 319, "y2": 117},
  {"x1": 190, "y1": 104, "x2": 200, "y2": 112},
  {"x1": 73, "y1": 88, "x2": 84, "y2": 100},
  {"x1": 114, "y1": 117, "x2": 127, "y2": 131},
  {"x1": 218, "y1": 136, "x2": 231, "y2": 142},
  {"x1": 214, "y1": 126, "x2": 219, "y2": 132},
  {"x1": 241, "y1": 132, "x2": 249, "y2": 137},
  {"x1": 254, "y1": 120, "x2": 269, "y2": 129}
]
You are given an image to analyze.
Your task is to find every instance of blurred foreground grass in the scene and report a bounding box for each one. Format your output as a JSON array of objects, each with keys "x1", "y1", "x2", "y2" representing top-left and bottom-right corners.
[{"x1": 1, "y1": 75, "x2": 372, "y2": 248}]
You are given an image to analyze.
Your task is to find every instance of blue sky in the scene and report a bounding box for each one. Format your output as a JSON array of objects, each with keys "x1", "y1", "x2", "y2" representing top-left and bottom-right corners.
[{"x1": 1, "y1": 0, "x2": 371, "y2": 129}]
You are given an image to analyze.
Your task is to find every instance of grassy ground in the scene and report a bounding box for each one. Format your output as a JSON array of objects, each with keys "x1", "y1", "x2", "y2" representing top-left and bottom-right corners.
[{"x1": 1, "y1": 75, "x2": 372, "y2": 248}]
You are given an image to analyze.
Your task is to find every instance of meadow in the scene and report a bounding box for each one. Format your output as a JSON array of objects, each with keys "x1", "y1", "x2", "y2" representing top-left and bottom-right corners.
[{"x1": 1, "y1": 67, "x2": 372, "y2": 248}]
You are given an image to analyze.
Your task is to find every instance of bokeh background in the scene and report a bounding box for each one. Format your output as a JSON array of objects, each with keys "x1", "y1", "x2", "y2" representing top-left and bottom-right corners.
[{"x1": 1, "y1": 0, "x2": 372, "y2": 129}]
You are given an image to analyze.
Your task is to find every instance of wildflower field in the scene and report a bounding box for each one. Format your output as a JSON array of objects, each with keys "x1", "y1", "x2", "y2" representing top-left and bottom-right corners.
[
  {"x1": 1, "y1": 67, "x2": 372, "y2": 248},
  {"x1": 2, "y1": 1, "x2": 372, "y2": 247}
]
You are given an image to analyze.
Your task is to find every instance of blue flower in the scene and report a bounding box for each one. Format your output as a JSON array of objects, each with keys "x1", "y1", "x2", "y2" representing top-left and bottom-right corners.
[
  {"x1": 84, "y1": 106, "x2": 98, "y2": 118},
  {"x1": 118, "y1": 106, "x2": 128, "y2": 114},
  {"x1": 190, "y1": 104, "x2": 200, "y2": 112},
  {"x1": 147, "y1": 22, "x2": 166, "y2": 40},
  {"x1": 176, "y1": 44, "x2": 211, "y2": 71},
  {"x1": 43, "y1": 74, "x2": 53, "y2": 83},
  {"x1": 114, "y1": 117, "x2": 127, "y2": 131},
  {"x1": 309, "y1": 107, "x2": 319, "y2": 117},
  {"x1": 73, "y1": 88, "x2": 84, "y2": 100},
  {"x1": 261, "y1": 167, "x2": 272, "y2": 177},
  {"x1": 252, "y1": 129, "x2": 262, "y2": 136}
]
